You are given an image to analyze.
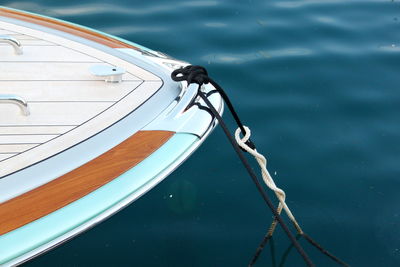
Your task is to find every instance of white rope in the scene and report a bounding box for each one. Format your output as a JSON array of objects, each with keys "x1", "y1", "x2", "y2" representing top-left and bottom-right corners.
[{"x1": 234, "y1": 126, "x2": 303, "y2": 234}]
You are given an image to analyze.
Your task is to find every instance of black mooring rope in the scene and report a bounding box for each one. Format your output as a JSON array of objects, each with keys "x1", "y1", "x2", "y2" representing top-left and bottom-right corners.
[
  {"x1": 302, "y1": 233, "x2": 349, "y2": 267},
  {"x1": 196, "y1": 89, "x2": 314, "y2": 267},
  {"x1": 171, "y1": 65, "x2": 349, "y2": 267},
  {"x1": 172, "y1": 65, "x2": 314, "y2": 267}
]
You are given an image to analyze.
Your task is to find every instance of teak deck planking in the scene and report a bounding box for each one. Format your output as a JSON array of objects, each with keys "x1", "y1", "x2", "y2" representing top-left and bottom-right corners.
[{"x1": 0, "y1": 130, "x2": 174, "y2": 235}]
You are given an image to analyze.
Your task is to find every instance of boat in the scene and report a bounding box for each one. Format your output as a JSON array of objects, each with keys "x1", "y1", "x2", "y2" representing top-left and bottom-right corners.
[{"x1": 0, "y1": 6, "x2": 223, "y2": 266}]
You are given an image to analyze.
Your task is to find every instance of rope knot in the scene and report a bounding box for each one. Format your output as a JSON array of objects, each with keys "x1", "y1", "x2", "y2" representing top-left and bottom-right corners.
[
  {"x1": 235, "y1": 126, "x2": 256, "y2": 151},
  {"x1": 171, "y1": 65, "x2": 210, "y2": 85},
  {"x1": 236, "y1": 126, "x2": 251, "y2": 143}
]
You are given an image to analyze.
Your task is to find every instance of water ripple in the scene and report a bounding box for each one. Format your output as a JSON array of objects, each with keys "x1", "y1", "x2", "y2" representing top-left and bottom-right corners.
[
  {"x1": 203, "y1": 22, "x2": 227, "y2": 28},
  {"x1": 202, "y1": 48, "x2": 312, "y2": 64},
  {"x1": 274, "y1": 0, "x2": 360, "y2": 8},
  {"x1": 102, "y1": 25, "x2": 167, "y2": 35},
  {"x1": 52, "y1": 4, "x2": 173, "y2": 16},
  {"x1": 181, "y1": 1, "x2": 218, "y2": 7}
]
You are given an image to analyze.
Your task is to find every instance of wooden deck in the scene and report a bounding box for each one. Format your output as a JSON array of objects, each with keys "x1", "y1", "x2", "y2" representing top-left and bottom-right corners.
[{"x1": 0, "y1": 130, "x2": 174, "y2": 235}]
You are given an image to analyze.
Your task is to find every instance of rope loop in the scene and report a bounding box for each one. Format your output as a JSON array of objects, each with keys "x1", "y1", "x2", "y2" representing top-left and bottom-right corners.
[
  {"x1": 236, "y1": 125, "x2": 251, "y2": 143},
  {"x1": 235, "y1": 126, "x2": 256, "y2": 151},
  {"x1": 171, "y1": 65, "x2": 210, "y2": 85}
]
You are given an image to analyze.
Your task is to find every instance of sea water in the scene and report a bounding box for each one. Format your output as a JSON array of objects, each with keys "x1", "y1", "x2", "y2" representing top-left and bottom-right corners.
[{"x1": 5, "y1": 0, "x2": 399, "y2": 266}]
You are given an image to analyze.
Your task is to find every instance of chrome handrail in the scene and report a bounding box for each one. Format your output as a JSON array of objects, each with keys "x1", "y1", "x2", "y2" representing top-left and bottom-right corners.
[
  {"x1": 0, "y1": 95, "x2": 30, "y2": 116},
  {"x1": 0, "y1": 35, "x2": 23, "y2": 55}
]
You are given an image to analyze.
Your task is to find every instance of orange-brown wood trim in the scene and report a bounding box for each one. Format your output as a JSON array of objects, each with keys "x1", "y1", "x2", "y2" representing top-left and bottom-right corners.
[
  {"x1": 0, "y1": 7, "x2": 138, "y2": 49},
  {"x1": 0, "y1": 130, "x2": 174, "y2": 235}
]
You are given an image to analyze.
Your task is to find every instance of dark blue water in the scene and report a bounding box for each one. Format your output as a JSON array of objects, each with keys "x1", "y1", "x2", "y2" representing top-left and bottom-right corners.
[{"x1": 4, "y1": 0, "x2": 400, "y2": 266}]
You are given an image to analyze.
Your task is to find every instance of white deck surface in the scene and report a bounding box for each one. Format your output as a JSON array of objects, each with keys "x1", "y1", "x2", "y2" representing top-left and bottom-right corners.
[{"x1": 0, "y1": 20, "x2": 162, "y2": 178}]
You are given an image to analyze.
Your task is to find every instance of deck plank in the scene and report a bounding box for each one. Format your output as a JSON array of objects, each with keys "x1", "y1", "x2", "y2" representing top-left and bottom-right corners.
[
  {"x1": 0, "y1": 80, "x2": 141, "y2": 101},
  {"x1": 0, "y1": 62, "x2": 141, "y2": 81}
]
